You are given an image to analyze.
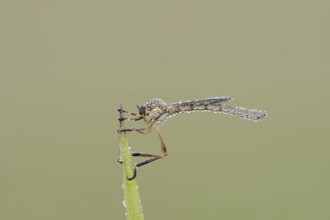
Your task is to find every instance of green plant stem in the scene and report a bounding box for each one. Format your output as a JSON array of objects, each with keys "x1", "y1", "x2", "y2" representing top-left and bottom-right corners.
[{"x1": 118, "y1": 103, "x2": 144, "y2": 220}]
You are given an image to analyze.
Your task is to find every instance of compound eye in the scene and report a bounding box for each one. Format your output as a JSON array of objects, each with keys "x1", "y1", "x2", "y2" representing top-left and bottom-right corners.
[{"x1": 138, "y1": 105, "x2": 146, "y2": 116}]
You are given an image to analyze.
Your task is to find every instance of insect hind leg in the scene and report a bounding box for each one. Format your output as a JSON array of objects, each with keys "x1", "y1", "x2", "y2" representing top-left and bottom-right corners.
[
  {"x1": 126, "y1": 126, "x2": 168, "y2": 180},
  {"x1": 126, "y1": 152, "x2": 164, "y2": 180}
]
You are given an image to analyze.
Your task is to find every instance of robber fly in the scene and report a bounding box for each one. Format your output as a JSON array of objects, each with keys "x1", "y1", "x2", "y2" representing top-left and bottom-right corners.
[{"x1": 118, "y1": 97, "x2": 267, "y2": 180}]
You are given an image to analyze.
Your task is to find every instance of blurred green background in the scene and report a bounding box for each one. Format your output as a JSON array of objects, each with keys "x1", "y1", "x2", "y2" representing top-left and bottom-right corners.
[{"x1": 1, "y1": 1, "x2": 329, "y2": 220}]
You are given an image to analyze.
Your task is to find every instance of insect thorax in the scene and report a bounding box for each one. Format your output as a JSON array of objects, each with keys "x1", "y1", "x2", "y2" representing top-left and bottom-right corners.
[{"x1": 144, "y1": 98, "x2": 169, "y2": 125}]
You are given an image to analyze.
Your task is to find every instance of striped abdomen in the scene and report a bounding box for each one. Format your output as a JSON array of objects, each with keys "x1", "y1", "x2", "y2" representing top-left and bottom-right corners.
[{"x1": 167, "y1": 97, "x2": 267, "y2": 122}]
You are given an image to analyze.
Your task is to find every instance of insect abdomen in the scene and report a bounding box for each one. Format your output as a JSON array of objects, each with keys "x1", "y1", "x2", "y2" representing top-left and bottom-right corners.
[{"x1": 220, "y1": 105, "x2": 267, "y2": 122}]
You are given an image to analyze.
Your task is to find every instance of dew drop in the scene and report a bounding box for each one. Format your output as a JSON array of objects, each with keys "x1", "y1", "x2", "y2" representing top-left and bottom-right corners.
[{"x1": 123, "y1": 200, "x2": 126, "y2": 208}]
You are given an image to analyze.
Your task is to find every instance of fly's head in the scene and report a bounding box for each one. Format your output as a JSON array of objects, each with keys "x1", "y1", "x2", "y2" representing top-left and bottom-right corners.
[{"x1": 137, "y1": 98, "x2": 168, "y2": 125}]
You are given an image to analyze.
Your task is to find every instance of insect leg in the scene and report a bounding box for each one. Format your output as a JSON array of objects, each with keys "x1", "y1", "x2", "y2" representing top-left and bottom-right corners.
[
  {"x1": 117, "y1": 124, "x2": 153, "y2": 134},
  {"x1": 129, "y1": 113, "x2": 144, "y2": 121},
  {"x1": 127, "y1": 153, "x2": 162, "y2": 180},
  {"x1": 126, "y1": 126, "x2": 168, "y2": 180},
  {"x1": 117, "y1": 108, "x2": 144, "y2": 121}
]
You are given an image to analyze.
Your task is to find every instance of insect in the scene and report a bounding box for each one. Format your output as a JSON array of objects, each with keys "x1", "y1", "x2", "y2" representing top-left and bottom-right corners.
[{"x1": 118, "y1": 97, "x2": 267, "y2": 180}]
